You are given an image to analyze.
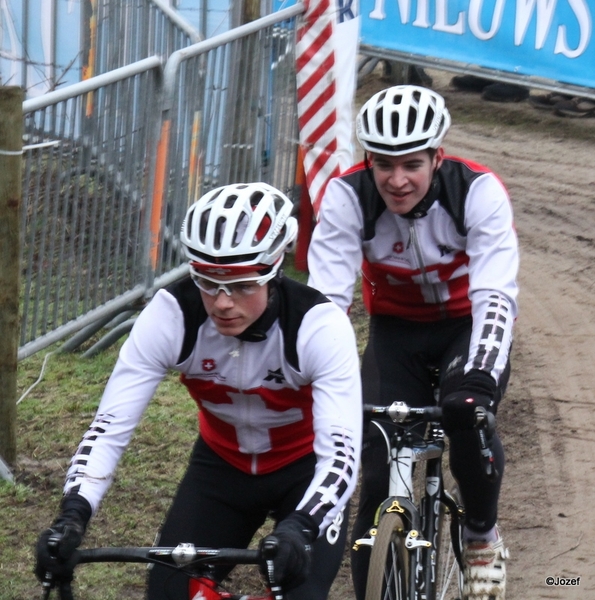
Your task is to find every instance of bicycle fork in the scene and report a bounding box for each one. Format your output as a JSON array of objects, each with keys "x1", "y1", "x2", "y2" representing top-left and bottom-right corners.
[{"x1": 353, "y1": 434, "x2": 453, "y2": 600}]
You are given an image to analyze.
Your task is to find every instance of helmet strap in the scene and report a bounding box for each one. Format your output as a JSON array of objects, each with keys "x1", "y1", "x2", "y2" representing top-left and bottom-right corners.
[
  {"x1": 363, "y1": 152, "x2": 375, "y2": 183},
  {"x1": 401, "y1": 171, "x2": 441, "y2": 220},
  {"x1": 234, "y1": 281, "x2": 279, "y2": 342}
]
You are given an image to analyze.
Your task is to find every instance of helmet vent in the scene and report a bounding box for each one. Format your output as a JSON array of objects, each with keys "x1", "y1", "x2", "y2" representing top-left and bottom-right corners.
[
  {"x1": 391, "y1": 112, "x2": 400, "y2": 138},
  {"x1": 214, "y1": 216, "x2": 226, "y2": 249},
  {"x1": 273, "y1": 195, "x2": 286, "y2": 213},
  {"x1": 253, "y1": 214, "x2": 272, "y2": 245},
  {"x1": 375, "y1": 107, "x2": 384, "y2": 136},
  {"x1": 361, "y1": 110, "x2": 370, "y2": 135},
  {"x1": 249, "y1": 191, "x2": 264, "y2": 207},
  {"x1": 406, "y1": 107, "x2": 417, "y2": 135},
  {"x1": 423, "y1": 107, "x2": 435, "y2": 133},
  {"x1": 392, "y1": 92, "x2": 403, "y2": 105},
  {"x1": 199, "y1": 209, "x2": 210, "y2": 244},
  {"x1": 224, "y1": 195, "x2": 238, "y2": 209}
]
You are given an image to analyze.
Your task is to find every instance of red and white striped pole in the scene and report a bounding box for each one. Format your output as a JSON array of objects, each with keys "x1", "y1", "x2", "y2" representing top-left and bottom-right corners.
[
  {"x1": 294, "y1": 1, "x2": 359, "y2": 270},
  {"x1": 296, "y1": 0, "x2": 342, "y2": 216}
]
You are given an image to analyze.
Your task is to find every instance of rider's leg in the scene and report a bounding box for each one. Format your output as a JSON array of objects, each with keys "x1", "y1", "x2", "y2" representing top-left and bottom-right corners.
[
  {"x1": 448, "y1": 428, "x2": 505, "y2": 533},
  {"x1": 147, "y1": 437, "x2": 269, "y2": 599},
  {"x1": 439, "y1": 329, "x2": 511, "y2": 535},
  {"x1": 147, "y1": 437, "x2": 319, "y2": 600}
]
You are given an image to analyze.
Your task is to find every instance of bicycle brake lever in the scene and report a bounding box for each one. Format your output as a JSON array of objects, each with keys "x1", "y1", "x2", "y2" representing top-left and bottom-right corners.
[
  {"x1": 41, "y1": 576, "x2": 53, "y2": 600},
  {"x1": 40, "y1": 531, "x2": 63, "y2": 599},
  {"x1": 261, "y1": 537, "x2": 283, "y2": 599},
  {"x1": 474, "y1": 407, "x2": 498, "y2": 481},
  {"x1": 41, "y1": 531, "x2": 76, "y2": 600},
  {"x1": 265, "y1": 559, "x2": 284, "y2": 600}
]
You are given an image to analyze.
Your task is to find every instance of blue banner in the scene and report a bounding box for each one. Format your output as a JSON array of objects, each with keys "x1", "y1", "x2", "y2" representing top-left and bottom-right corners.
[{"x1": 360, "y1": 0, "x2": 594, "y2": 89}]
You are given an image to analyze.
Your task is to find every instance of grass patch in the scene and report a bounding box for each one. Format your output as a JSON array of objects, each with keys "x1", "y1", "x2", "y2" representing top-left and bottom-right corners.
[{"x1": 4, "y1": 337, "x2": 198, "y2": 600}]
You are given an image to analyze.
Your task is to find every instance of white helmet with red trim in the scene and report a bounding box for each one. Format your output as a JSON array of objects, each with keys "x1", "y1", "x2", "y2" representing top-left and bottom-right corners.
[
  {"x1": 180, "y1": 182, "x2": 297, "y2": 279},
  {"x1": 356, "y1": 85, "x2": 451, "y2": 156}
]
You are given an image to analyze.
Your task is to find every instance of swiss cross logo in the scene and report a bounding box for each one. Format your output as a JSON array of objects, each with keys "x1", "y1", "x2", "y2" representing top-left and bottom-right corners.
[
  {"x1": 393, "y1": 241, "x2": 404, "y2": 254},
  {"x1": 202, "y1": 359, "x2": 216, "y2": 372}
]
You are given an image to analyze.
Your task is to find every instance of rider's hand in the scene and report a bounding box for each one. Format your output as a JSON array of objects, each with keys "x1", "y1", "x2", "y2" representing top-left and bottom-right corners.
[
  {"x1": 35, "y1": 494, "x2": 92, "y2": 585},
  {"x1": 441, "y1": 390, "x2": 493, "y2": 434},
  {"x1": 441, "y1": 369, "x2": 497, "y2": 434},
  {"x1": 259, "y1": 511, "x2": 319, "y2": 591}
]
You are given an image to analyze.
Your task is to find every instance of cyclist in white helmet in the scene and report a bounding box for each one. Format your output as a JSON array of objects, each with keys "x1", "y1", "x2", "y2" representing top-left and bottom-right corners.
[
  {"x1": 307, "y1": 86, "x2": 519, "y2": 600},
  {"x1": 36, "y1": 182, "x2": 362, "y2": 600}
]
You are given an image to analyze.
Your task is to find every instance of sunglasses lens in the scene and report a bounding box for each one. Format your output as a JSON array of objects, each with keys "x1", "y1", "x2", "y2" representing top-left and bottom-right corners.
[
  {"x1": 191, "y1": 273, "x2": 220, "y2": 295},
  {"x1": 190, "y1": 271, "x2": 261, "y2": 297}
]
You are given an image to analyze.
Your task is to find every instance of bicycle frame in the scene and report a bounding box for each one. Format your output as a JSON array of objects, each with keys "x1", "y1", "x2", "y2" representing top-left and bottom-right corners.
[
  {"x1": 189, "y1": 575, "x2": 274, "y2": 600},
  {"x1": 387, "y1": 422, "x2": 458, "y2": 599},
  {"x1": 355, "y1": 403, "x2": 465, "y2": 600}
]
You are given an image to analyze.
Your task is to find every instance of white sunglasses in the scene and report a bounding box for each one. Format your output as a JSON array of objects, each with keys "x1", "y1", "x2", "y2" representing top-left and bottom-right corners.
[{"x1": 189, "y1": 265, "x2": 276, "y2": 298}]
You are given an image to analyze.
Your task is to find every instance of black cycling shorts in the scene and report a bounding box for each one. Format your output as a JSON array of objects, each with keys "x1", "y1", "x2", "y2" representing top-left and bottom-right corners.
[{"x1": 147, "y1": 436, "x2": 348, "y2": 600}]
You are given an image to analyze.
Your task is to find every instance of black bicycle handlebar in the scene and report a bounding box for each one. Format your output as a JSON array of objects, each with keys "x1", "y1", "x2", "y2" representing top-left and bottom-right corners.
[
  {"x1": 40, "y1": 541, "x2": 282, "y2": 600},
  {"x1": 363, "y1": 401, "x2": 442, "y2": 423},
  {"x1": 76, "y1": 545, "x2": 262, "y2": 565},
  {"x1": 363, "y1": 401, "x2": 498, "y2": 480}
]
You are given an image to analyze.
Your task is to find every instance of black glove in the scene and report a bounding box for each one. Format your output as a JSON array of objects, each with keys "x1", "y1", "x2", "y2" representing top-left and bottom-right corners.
[
  {"x1": 35, "y1": 494, "x2": 92, "y2": 585},
  {"x1": 441, "y1": 370, "x2": 496, "y2": 435},
  {"x1": 259, "y1": 511, "x2": 319, "y2": 591}
]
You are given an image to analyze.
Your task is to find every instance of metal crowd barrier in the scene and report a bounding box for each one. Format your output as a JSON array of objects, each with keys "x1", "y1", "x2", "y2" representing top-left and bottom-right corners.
[
  {"x1": 152, "y1": 4, "x2": 302, "y2": 278},
  {"x1": 19, "y1": 57, "x2": 164, "y2": 360},
  {"x1": 92, "y1": 0, "x2": 202, "y2": 76},
  {"x1": 0, "y1": 0, "x2": 200, "y2": 98},
  {"x1": 18, "y1": 4, "x2": 304, "y2": 360}
]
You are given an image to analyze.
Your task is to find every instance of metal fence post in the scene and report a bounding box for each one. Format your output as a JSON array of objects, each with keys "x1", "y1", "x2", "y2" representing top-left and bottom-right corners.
[{"x1": 0, "y1": 86, "x2": 23, "y2": 479}]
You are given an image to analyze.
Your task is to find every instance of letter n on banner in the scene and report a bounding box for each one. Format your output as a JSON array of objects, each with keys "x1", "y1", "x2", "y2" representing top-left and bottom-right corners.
[{"x1": 294, "y1": 0, "x2": 359, "y2": 271}]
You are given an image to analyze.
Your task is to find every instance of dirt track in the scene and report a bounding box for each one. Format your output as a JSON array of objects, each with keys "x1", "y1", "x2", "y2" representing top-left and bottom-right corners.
[{"x1": 329, "y1": 69, "x2": 595, "y2": 599}]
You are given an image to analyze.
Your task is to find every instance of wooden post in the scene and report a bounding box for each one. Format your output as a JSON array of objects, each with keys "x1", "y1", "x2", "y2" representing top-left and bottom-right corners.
[{"x1": 0, "y1": 86, "x2": 23, "y2": 474}]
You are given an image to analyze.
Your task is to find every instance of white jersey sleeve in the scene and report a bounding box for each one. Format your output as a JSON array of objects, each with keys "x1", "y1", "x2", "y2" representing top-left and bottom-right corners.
[
  {"x1": 307, "y1": 177, "x2": 364, "y2": 312},
  {"x1": 464, "y1": 173, "x2": 519, "y2": 381},
  {"x1": 293, "y1": 301, "x2": 362, "y2": 535},
  {"x1": 63, "y1": 290, "x2": 184, "y2": 513}
]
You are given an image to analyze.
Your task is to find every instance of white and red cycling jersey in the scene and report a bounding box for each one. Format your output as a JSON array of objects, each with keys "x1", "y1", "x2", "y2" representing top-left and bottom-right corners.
[
  {"x1": 307, "y1": 156, "x2": 519, "y2": 384},
  {"x1": 63, "y1": 277, "x2": 362, "y2": 535}
]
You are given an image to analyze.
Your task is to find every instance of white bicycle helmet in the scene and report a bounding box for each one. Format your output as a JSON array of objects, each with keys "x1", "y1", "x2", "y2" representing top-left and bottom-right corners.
[
  {"x1": 180, "y1": 182, "x2": 297, "y2": 278},
  {"x1": 356, "y1": 85, "x2": 451, "y2": 156}
]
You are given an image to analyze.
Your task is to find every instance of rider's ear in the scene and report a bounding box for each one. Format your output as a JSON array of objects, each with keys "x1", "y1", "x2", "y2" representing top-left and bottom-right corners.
[{"x1": 434, "y1": 147, "x2": 445, "y2": 170}]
